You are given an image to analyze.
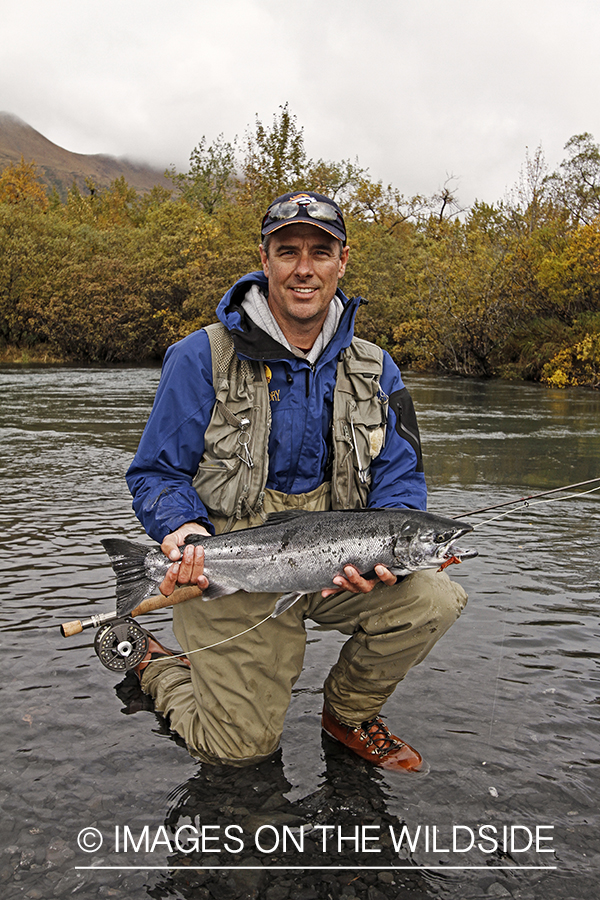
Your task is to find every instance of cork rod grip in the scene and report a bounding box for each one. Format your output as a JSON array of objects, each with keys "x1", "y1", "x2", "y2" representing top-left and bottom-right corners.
[{"x1": 128, "y1": 584, "x2": 203, "y2": 617}]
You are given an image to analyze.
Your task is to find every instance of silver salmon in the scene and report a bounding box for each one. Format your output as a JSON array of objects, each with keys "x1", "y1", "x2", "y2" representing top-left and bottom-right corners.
[{"x1": 102, "y1": 508, "x2": 477, "y2": 619}]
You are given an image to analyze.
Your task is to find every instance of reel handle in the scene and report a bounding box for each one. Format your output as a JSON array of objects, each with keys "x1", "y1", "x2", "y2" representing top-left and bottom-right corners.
[{"x1": 60, "y1": 584, "x2": 203, "y2": 638}]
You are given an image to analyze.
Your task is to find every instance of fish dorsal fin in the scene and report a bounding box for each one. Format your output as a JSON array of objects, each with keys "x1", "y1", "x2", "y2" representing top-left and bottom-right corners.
[
  {"x1": 262, "y1": 510, "x2": 318, "y2": 527},
  {"x1": 263, "y1": 508, "x2": 379, "y2": 528}
]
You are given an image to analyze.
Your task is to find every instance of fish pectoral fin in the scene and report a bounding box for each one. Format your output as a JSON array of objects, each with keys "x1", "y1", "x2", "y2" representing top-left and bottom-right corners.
[{"x1": 271, "y1": 591, "x2": 305, "y2": 618}]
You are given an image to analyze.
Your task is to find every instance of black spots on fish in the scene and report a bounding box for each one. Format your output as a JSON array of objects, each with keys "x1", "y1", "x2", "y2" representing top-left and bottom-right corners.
[
  {"x1": 279, "y1": 527, "x2": 298, "y2": 551},
  {"x1": 287, "y1": 558, "x2": 298, "y2": 568}
]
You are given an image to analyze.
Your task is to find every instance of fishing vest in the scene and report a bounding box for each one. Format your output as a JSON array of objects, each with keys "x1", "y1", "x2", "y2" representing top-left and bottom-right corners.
[{"x1": 192, "y1": 321, "x2": 388, "y2": 529}]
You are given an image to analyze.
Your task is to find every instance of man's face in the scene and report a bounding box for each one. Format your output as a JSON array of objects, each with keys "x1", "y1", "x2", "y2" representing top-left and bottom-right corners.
[{"x1": 259, "y1": 223, "x2": 349, "y2": 341}]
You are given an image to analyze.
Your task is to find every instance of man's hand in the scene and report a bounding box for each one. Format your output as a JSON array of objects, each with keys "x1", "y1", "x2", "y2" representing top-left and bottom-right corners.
[
  {"x1": 321, "y1": 564, "x2": 397, "y2": 599},
  {"x1": 159, "y1": 522, "x2": 210, "y2": 597}
]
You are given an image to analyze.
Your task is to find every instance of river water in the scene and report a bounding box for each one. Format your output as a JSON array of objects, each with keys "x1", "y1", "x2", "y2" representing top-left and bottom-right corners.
[{"x1": 1, "y1": 365, "x2": 599, "y2": 900}]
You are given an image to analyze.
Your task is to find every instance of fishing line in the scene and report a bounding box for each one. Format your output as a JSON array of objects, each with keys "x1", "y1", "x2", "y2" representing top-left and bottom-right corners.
[
  {"x1": 184, "y1": 613, "x2": 274, "y2": 657},
  {"x1": 453, "y1": 476, "x2": 600, "y2": 518},
  {"x1": 147, "y1": 612, "x2": 274, "y2": 667},
  {"x1": 472, "y1": 484, "x2": 600, "y2": 529}
]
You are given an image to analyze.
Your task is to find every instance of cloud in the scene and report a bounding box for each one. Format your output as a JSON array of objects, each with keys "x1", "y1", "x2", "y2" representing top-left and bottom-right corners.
[{"x1": 2, "y1": 0, "x2": 599, "y2": 206}]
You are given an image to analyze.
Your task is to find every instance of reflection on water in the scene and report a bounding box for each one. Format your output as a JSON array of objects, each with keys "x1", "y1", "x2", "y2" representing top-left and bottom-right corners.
[
  {"x1": 1, "y1": 365, "x2": 599, "y2": 899},
  {"x1": 411, "y1": 374, "x2": 600, "y2": 491}
]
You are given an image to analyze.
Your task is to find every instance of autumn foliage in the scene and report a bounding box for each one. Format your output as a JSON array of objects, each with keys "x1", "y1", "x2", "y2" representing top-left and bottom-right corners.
[{"x1": 1, "y1": 110, "x2": 599, "y2": 387}]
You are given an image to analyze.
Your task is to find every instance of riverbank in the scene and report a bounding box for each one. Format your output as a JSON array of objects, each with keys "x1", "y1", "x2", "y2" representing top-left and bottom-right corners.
[
  {"x1": 0, "y1": 344, "x2": 162, "y2": 367},
  {"x1": 0, "y1": 343, "x2": 63, "y2": 364},
  {"x1": 3, "y1": 342, "x2": 598, "y2": 393}
]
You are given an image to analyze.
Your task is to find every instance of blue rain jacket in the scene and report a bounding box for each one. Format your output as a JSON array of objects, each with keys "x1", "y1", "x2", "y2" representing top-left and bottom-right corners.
[{"x1": 126, "y1": 271, "x2": 427, "y2": 542}]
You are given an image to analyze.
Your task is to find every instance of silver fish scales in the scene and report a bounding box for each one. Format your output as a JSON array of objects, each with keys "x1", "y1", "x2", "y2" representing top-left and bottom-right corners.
[{"x1": 102, "y1": 508, "x2": 477, "y2": 619}]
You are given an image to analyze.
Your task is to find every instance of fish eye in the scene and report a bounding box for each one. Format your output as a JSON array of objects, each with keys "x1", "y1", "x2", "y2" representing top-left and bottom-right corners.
[{"x1": 434, "y1": 531, "x2": 453, "y2": 544}]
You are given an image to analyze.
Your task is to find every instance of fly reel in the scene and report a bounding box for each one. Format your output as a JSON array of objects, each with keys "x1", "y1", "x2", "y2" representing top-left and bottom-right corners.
[{"x1": 94, "y1": 617, "x2": 149, "y2": 672}]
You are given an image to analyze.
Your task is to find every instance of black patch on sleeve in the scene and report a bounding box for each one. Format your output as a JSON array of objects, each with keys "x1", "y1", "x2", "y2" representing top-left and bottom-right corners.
[{"x1": 389, "y1": 388, "x2": 424, "y2": 472}]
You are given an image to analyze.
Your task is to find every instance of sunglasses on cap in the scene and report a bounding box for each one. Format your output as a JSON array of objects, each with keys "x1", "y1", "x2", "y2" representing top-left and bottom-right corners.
[{"x1": 267, "y1": 199, "x2": 341, "y2": 224}]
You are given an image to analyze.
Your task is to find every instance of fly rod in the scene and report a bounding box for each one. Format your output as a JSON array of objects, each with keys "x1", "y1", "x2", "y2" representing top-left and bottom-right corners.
[
  {"x1": 453, "y1": 477, "x2": 600, "y2": 519},
  {"x1": 60, "y1": 584, "x2": 202, "y2": 637}
]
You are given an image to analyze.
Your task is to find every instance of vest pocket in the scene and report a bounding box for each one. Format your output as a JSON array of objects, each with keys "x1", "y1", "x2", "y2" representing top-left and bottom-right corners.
[
  {"x1": 331, "y1": 344, "x2": 387, "y2": 510},
  {"x1": 193, "y1": 456, "x2": 246, "y2": 517},
  {"x1": 192, "y1": 399, "x2": 259, "y2": 517}
]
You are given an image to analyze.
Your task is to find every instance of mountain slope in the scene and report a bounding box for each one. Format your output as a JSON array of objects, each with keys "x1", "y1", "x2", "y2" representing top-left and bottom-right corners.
[{"x1": 0, "y1": 112, "x2": 171, "y2": 197}]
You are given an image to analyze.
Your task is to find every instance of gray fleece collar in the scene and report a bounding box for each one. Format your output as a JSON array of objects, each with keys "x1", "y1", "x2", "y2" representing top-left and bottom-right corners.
[{"x1": 241, "y1": 284, "x2": 343, "y2": 365}]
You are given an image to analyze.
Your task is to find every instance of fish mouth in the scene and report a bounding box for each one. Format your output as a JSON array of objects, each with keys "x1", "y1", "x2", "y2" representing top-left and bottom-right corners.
[
  {"x1": 442, "y1": 545, "x2": 478, "y2": 562},
  {"x1": 436, "y1": 526, "x2": 478, "y2": 566},
  {"x1": 436, "y1": 536, "x2": 478, "y2": 571},
  {"x1": 439, "y1": 522, "x2": 478, "y2": 561}
]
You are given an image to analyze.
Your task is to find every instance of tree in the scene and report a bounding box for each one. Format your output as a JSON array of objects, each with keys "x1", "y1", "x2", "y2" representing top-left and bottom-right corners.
[
  {"x1": 346, "y1": 175, "x2": 426, "y2": 232},
  {"x1": 536, "y1": 215, "x2": 600, "y2": 318},
  {"x1": 428, "y1": 176, "x2": 467, "y2": 222},
  {"x1": 390, "y1": 209, "x2": 537, "y2": 377},
  {"x1": 0, "y1": 158, "x2": 48, "y2": 210},
  {"x1": 62, "y1": 176, "x2": 143, "y2": 229},
  {"x1": 0, "y1": 203, "x2": 48, "y2": 344},
  {"x1": 305, "y1": 157, "x2": 367, "y2": 205},
  {"x1": 242, "y1": 103, "x2": 309, "y2": 202},
  {"x1": 542, "y1": 322, "x2": 600, "y2": 388},
  {"x1": 169, "y1": 134, "x2": 237, "y2": 214},
  {"x1": 507, "y1": 144, "x2": 552, "y2": 235},
  {"x1": 546, "y1": 132, "x2": 600, "y2": 225}
]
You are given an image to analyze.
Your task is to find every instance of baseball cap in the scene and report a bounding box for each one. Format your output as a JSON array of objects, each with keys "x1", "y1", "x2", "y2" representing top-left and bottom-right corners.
[{"x1": 261, "y1": 191, "x2": 347, "y2": 244}]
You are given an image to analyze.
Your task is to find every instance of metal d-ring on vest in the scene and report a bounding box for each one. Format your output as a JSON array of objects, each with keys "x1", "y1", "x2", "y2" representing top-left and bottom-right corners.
[{"x1": 236, "y1": 417, "x2": 254, "y2": 469}]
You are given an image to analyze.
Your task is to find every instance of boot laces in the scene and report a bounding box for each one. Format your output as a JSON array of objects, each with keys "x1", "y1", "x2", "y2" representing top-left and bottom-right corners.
[{"x1": 360, "y1": 716, "x2": 404, "y2": 756}]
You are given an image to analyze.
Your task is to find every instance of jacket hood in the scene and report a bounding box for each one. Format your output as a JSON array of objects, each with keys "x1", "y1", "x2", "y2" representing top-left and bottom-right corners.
[{"x1": 215, "y1": 270, "x2": 363, "y2": 364}]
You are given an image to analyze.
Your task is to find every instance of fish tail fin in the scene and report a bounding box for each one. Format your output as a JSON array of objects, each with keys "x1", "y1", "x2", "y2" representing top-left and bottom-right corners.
[{"x1": 101, "y1": 538, "x2": 158, "y2": 615}]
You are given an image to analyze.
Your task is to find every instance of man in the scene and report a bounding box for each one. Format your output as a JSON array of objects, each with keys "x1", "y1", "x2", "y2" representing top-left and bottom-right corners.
[{"x1": 124, "y1": 191, "x2": 467, "y2": 771}]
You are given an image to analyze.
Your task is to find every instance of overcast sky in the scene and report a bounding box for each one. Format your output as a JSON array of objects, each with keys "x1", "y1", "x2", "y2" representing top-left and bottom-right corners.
[{"x1": 2, "y1": 0, "x2": 599, "y2": 207}]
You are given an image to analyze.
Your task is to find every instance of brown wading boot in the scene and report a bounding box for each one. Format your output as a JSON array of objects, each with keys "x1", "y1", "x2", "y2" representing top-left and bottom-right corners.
[
  {"x1": 321, "y1": 706, "x2": 425, "y2": 773},
  {"x1": 134, "y1": 631, "x2": 190, "y2": 679}
]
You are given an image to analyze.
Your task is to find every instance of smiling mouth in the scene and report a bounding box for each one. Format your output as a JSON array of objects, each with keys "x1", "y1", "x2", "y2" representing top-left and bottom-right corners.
[{"x1": 291, "y1": 286, "x2": 317, "y2": 293}]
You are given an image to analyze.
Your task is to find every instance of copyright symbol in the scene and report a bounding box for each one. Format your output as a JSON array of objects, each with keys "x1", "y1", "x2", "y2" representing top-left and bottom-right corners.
[{"x1": 77, "y1": 827, "x2": 103, "y2": 852}]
